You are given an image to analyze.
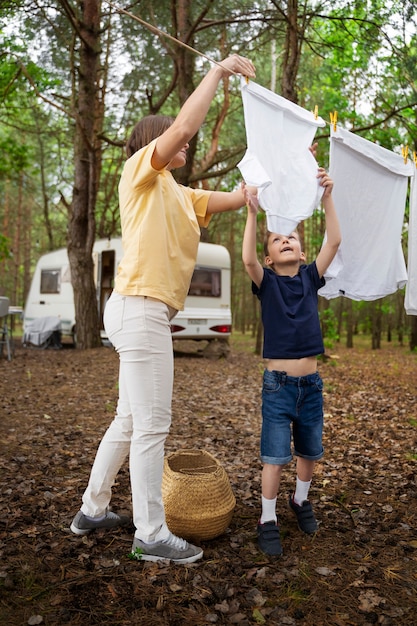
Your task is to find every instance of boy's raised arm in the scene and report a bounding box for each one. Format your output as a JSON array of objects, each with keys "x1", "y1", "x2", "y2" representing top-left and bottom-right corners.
[
  {"x1": 315, "y1": 168, "x2": 342, "y2": 278},
  {"x1": 242, "y1": 184, "x2": 264, "y2": 288}
]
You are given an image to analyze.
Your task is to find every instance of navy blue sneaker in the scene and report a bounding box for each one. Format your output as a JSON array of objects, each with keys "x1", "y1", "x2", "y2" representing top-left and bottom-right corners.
[
  {"x1": 257, "y1": 520, "x2": 282, "y2": 556},
  {"x1": 288, "y1": 497, "x2": 318, "y2": 534}
]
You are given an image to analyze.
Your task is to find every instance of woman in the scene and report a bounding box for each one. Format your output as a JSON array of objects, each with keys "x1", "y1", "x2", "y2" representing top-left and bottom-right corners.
[{"x1": 70, "y1": 54, "x2": 256, "y2": 564}]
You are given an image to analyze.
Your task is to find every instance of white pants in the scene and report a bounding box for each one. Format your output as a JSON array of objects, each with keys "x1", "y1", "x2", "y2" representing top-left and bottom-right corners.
[{"x1": 80, "y1": 291, "x2": 175, "y2": 542}]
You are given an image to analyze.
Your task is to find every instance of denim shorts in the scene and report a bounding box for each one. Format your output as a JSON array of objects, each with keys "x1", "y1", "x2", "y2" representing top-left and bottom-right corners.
[{"x1": 260, "y1": 369, "x2": 324, "y2": 466}]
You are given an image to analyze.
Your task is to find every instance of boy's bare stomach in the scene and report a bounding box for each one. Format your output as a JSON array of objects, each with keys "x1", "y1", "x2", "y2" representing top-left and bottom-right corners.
[{"x1": 266, "y1": 355, "x2": 317, "y2": 377}]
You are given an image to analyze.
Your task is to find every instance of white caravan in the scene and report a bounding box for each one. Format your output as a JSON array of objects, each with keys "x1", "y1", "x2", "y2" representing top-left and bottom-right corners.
[
  {"x1": 23, "y1": 239, "x2": 232, "y2": 344},
  {"x1": 170, "y1": 242, "x2": 232, "y2": 342}
]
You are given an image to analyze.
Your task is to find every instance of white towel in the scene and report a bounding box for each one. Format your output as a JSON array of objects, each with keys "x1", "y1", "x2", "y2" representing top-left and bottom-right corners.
[
  {"x1": 405, "y1": 170, "x2": 417, "y2": 315},
  {"x1": 237, "y1": 79, "x2": 326, "y2": 235},
  {"x1": 319, "y1": 127, "x2": 413, "y2": 301}
]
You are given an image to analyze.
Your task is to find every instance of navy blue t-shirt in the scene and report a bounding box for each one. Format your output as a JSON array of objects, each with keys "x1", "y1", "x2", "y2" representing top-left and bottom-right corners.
[{"x1": 252, "y1": 262, "x2": 325, "y2": 359}]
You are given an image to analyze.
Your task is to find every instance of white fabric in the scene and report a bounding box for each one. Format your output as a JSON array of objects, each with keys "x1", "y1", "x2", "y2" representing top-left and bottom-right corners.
[
  {"x1": 405, "y1": 170, "x2": 417, "y2": 314},
  {"x1": 237, "y1": 79, "x2": 326, "y2": 235},
  {"x1": 22, "y1": 316, "x2": 61, "y2": 346},
  {"x1": 319, "y1": 127, "x2": 413, "y2": 301},
  {"x1": 81, "y1": 292, "x2": 173, "y2": 543}
]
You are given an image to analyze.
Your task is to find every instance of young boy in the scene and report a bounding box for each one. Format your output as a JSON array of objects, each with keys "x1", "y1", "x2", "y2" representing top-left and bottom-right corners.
[{"x1": 242, "y1": 167, "x2": 341, "y2": 556}]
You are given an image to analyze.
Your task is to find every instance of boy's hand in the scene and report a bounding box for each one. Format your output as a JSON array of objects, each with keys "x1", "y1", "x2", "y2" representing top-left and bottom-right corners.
[
  {"x1": 242, "y1": 182, "x2": 259, "y2": 213},
  {"x1": 309, "y1": 142, "x2": 318, "y2": 159},
  {"x1": 317, "y1": 167, "x2": 333, "y2": 198}
]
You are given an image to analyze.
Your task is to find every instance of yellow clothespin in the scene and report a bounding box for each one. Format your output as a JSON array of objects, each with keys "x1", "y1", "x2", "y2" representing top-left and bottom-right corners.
[
  {"x1": 330, "y1": 111, "x2": 338, "y2": 131},
  {"x1": 313, "y1": 105, "x2": 318, "y2": 120},
  {"x1": 413, "y1": 150, "x2": 417, "y2": 166},
  {"x1": 401, "y1": 145, "x2": 409, "y2": 164},
  {"x1": 245, "y1": 76, "x2": 249, "y2": 84}
]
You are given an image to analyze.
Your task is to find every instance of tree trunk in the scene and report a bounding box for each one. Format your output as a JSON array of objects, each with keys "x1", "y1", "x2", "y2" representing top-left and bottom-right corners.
[
  {"x1": 410, "y1": 315, "x2": 417, "y2": 351},
  {"x1": 396, "y1": 290, "x2": 404, "y2": 346},
  {"x1": 319, "y1": 297, "x2": 329, "y2": 339},
  {"x1": 255, "y1": 317, "x2": 263, "y2": 355},
  {"x1": 172, "y1": 0, "x2": 196, "y2": 186},
  {"x1": 67, "y1": 0, "x2": 102, "y2": 349},
  {"x1": 336, "y1": 297, "x2": 343, "y2": 343},
  {"x1": 371, "y1": 301, "x2": 382, "y2": 349},
  {"x1": 346, "y1": 298, "x2": 354, "y2": 348},
  {"x1": 281, "y1": 0, "x2": 302, "y2": 103}
]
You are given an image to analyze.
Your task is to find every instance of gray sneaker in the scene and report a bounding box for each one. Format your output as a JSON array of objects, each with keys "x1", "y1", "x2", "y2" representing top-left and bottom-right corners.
[
  {"x1": 70, "y1": 510, "x2": 130, "y2": 535},
  {"x1": 130, "y1": 532, "x2": 203, "y2": 564}
]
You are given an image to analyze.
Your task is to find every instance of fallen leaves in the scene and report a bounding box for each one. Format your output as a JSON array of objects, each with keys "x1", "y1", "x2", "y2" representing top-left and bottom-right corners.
[{"x1": 0, "y1": 341, "x2": 416, "y2": 625}]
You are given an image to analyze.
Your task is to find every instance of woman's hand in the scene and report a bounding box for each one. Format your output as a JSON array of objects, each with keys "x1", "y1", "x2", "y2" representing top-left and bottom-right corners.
[
  {"x1": 242, "y1": 182, "x2": 259, "y2": 213},
  {"x1": 219, "y1": 54, "x2": 256, "y2": 79}
]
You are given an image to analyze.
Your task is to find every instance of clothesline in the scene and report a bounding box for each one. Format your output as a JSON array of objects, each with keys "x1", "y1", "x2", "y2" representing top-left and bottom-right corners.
[
  {"x1": 105, "y1": 1, "x2": 238, "y2": 75},
  {"x1": 106, "y1": 1, "x2": 416, "y2": 165},
  {"x1": 237, "y1": 78, "x2": 416, "y2": 309}
]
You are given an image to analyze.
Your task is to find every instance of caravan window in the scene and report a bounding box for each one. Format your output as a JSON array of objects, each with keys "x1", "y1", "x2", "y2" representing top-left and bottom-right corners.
[
  {"x1": 40, "y1": 269, "x2": 61, "y2": 294},
  {"x1": 188, "y1": 267, "x2": 221, "y2": 297}
]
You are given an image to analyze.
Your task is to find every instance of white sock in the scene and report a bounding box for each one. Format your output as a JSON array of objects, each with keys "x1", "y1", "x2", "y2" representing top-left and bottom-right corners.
[
  {"x1": 260, "y1": 496, "x2": 277, "y2": 524},
  {"x1": 294, "y1": 478, "x2": 311, "y2": 506}
]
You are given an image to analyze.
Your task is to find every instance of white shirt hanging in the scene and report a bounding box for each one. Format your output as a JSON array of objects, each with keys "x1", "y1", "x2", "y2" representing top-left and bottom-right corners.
[
  {"x1": 319, "y1": 127, "x2": 413, "y2": 301},
  {"x1": 405, "y1": 169, "x2": 417, "y2": 315},
  {"x1": 237, "y1": 79, "x2": 326, "y2": 235}
]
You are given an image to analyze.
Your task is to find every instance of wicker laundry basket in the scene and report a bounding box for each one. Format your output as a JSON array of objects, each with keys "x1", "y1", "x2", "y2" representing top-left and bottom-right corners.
[{"x1": 162, "y1": 449, "x2": 236, "y2": 542}]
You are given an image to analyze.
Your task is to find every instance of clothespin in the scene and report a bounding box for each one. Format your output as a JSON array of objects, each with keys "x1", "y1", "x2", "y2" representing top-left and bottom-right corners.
[
  {"x1": 330, "y1": 111, "x2": 338, "y2": 131},
  {"x1": 245, "y1": 76, "x2": 249, "y2": 84},
  {"x1": 401, "y1": 145, "x2": 409, "y2": 164},
  {"x1": 313, "y1": 105, "x2": 318, "y2": 120},
  {"x1": 413, "y1": 151, "x2": 417, "y2": 166}
]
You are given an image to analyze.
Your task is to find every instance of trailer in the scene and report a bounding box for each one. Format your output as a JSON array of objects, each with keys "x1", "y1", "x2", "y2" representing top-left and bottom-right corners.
[
  {"x1": 170, "y1": 242, "x2": 232, "y2": 343},
  {"x1": 23, "y1": 239, "x2": 232, "y2": 345}
]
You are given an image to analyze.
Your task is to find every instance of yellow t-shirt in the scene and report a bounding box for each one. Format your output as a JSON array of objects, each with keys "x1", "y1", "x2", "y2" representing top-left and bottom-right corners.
[{"x1": 115, "y1": 139, "x2": 212, "y2": 311}]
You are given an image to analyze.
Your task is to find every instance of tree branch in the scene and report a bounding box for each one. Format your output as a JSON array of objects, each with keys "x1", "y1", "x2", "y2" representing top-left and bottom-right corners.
[
  {"x1": 315, "y1": 101, "x2": 417, "y2": 140},
  {"x1": 16, "y1": 60, "x2": 73, "y2": 118}
]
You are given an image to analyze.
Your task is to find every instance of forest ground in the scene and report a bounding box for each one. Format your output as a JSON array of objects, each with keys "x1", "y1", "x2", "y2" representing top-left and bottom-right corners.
[{"x1": 0, "y1": 333, "x2": 416, "y2": 626}]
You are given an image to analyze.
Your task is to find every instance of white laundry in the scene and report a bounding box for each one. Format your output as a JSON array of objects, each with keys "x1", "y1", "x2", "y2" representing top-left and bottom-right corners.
[
  {"x1": 237, "y1": 79, "x2": 326, "y2": 235},
  {"x1": 405, "y1": 169, "x2": 417, "y2": 315},
  {"x1": 319, "y1": 127, "x2": 413, "y2": 301}
]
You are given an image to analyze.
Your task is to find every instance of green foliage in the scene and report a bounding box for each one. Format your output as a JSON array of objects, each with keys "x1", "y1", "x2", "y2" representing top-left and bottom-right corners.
[
  {"x1": 0, "y1": 135, "x2": 30, "y2": 175},
  {"x1": 320, "y1": 307, "x2": 340, "y2": 349},
  {"x1": 128, "y1": 547, "x2": 144, "y2": 561},
  {"x1": 0, "y1": 233, "x2": 11, "y2": 262}
]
